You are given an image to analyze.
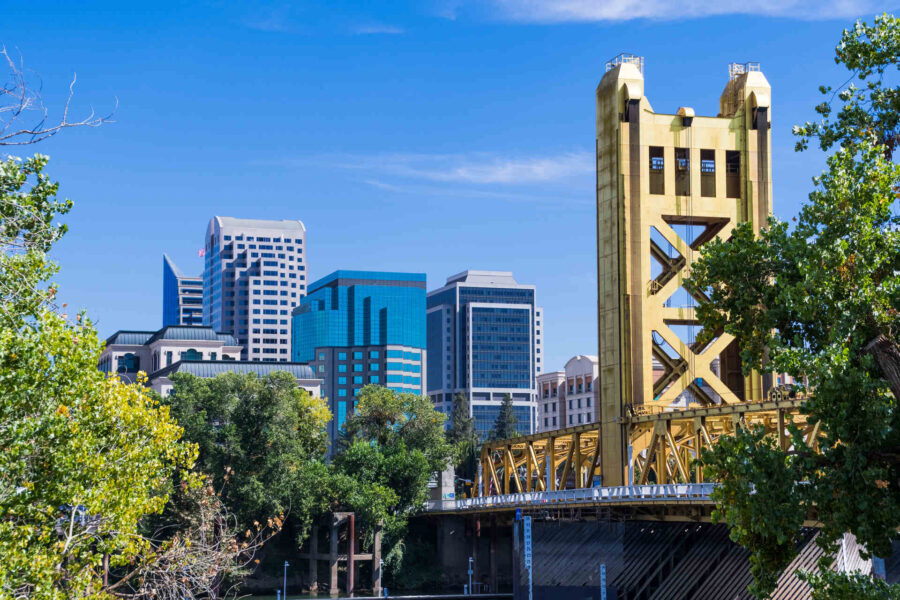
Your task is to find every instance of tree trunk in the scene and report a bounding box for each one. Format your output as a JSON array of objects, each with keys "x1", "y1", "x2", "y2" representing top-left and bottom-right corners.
[{"x1": 864, "y1": 333, "x2": 900, "y2": 400}]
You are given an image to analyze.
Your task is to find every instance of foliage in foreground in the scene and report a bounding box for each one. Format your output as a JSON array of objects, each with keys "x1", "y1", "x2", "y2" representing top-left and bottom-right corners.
[{"x1": 691, "y1": 13, "x2": 900, "y2": 599}]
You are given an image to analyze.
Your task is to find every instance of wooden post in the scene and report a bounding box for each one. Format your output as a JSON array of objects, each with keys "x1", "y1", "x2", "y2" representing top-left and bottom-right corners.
[
  {"x1": 347, "y1": 513, "x2": 355, "y2": 595},
  {"x1": 309, "y1": 526, "x2": 319, "y2": 592},
  {"x1": 329, "y1": 516, "x2": 339, "y2": 596},
  {"x1": 372, "y1": 521, "x2": 383, "y2": 596}
]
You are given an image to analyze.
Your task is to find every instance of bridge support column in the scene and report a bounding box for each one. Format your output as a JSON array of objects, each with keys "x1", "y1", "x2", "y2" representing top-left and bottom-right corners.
[
  {"x1": 308, "y1": 525, "x2": 318, "y2": 592},
  {"x1": 490, "y1": 515, "x2": 498, "y2": 593}
]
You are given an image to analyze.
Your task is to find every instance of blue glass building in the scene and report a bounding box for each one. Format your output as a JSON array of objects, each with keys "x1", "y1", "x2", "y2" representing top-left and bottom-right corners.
[
  {"x1": 427, "y1": 271, "x2": 542, "y2": 439},
  {"x1": 291, "y1": 270, "x2": 427, "y2": 444},
  {"x1": 162, "y1": 254, "x2": 203, "y2": 327}
]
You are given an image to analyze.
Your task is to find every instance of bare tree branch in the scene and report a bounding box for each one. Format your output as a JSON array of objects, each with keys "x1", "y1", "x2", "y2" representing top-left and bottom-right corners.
[{"x1": 0, "y1": 46, "x2": 115, "y2": 146}]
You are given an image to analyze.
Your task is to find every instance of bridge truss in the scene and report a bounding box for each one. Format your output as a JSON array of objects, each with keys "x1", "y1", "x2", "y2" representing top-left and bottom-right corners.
[{"x1": 477, "y1": 393, "x2": 816, "y2": 497}]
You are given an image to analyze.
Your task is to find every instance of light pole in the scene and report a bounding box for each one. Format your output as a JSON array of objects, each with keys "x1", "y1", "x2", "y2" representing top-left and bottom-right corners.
[{"x1": 283, "y1": 560, "x2": 290, "y2": 600}]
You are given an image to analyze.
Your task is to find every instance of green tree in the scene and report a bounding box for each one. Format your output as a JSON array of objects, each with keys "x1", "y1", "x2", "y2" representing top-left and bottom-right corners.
[
  {"x1": 689, "y1": 14, "x2": 900, "y2": 598},
  {"x1": 447, "y1": 392, "x2": 480, "y2": 494},
  {"x1": 165, "y1": 371, "x2": 332, "y2": 537},
  {"x1": 490, "y1": 393, "x2": 519, "y2": 441},
  {"x1": 0, "y1": 156, "x2": 196, "y2": 599},
  {"x1": 336, "y1": 385, "x2": 453, "y2": 585},
  {"x1": 447, "y1": 391, "x2": 475, "y2": 445}
]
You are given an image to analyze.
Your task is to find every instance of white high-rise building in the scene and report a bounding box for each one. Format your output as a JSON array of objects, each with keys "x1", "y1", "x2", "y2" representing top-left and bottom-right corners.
[{"x1": 203, "y1": 217, "x2": 307, "y2": 361}]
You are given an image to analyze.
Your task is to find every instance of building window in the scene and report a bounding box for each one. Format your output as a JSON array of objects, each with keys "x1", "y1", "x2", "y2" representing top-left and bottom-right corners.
[
  {"x1": 369, "y1": 351, "x2": 379, "y2": 359},
  {"x1": 210, "y1": 352, "x2": 216, "y2": 361},
  {"x1": 338, "y1": 389, "x2": 348, "y2": 397},
  {"x1": 338, "y1": 365, "x2": 347, "y2": 373},
  {"x1": 353, "y1": 364, "x2": 363, "y2": 372},
  {"x1": 318, "y1": 352, "x2": 326, "y2": 360},
  {"x1": 369, "y1": 363, "x2": 380, "y2": 371},
  {"x1": 116, "y1": 353, "x2": 139, "y2": 372},
  {"x1": 700, "y1": 149, "x2": 716, "y2": 197},
  {"x1": 726, "y1": 150, "x2": 741, "y2": 198},
  {"x1": 353, "y1": 376, "x2": 363, "y2": 384},
  {"x1": 369, "y1": 375, "x2": 380, "y2": 384},
  {"x1": 166, "y1": 351, "x2": 173, "y2": 366},
  {"x1": 180, "y1": 349, "x2": 202, "y2": 362},
  {"x1": 338, "y1": 377, "x2": 347, "y2": 384},
  {"x1": 675, "y1": 148, "x2": 690, "y2": 196},
  {"x1": 353, "y1": 351, "x2": 363, "y2": 360},
  {"x1": 338, "y1": 352, "x2": 347, "y2": 360},
  {"x1": 649, "y1": 146, "x2": 664, "y2": 194}
]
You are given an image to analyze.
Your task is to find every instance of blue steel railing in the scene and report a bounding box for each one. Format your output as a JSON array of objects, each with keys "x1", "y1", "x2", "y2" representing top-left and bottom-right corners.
[{"x1": 425, "y1": 483, "x2": 716, "y2": 513}]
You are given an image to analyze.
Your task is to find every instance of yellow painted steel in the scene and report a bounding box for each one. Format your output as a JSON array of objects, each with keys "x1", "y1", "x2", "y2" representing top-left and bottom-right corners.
[
  {"x1": 478, "y1": 394, "x2": 812, "y2": 496},
  {"x1": 595, "y1": 57, "x2": 774, "y2": 485}
]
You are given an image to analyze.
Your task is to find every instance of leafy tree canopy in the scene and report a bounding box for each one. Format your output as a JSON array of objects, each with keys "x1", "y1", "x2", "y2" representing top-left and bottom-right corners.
[
  {"x1": 690, "y1": 13, "x2": 900, "y2": 598},
  {"x1": 0, "y1": 156, "x2": 195, "y2": 599},
  {"x1": 165, "y1": 371, "x2": 332, "y2": 536}
]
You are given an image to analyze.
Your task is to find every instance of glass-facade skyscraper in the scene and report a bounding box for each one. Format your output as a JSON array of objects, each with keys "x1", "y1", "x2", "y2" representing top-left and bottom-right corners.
[
  {"x1": 426, "y1": 270, "x2": 542, "y2": 439},
  {"x1": 162, "y1": 254, "x2": 203, "y2": 326},
  {"x1": 203, "y1": 217, "x2": 307, "y2": 361},
  {"x1": 291, "y1": 270, "x2": 427, "y2": 443}
]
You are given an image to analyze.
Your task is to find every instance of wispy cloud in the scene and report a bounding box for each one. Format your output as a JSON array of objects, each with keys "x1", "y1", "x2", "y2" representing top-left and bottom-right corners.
[
  {"x1": 446, "y1": 0, "x2": 889, "y2": 22},
  {"x1": 352, "y1": 23, "x2": 405, "y2": 34},
  {"x1": 302, "y1": 151, "x2": 593, "y2": 184},
  {"x1": 244, "y1": 7, "x2": 292, "y2": 32}
]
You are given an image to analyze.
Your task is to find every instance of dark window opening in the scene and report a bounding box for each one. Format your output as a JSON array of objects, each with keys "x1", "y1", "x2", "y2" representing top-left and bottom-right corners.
[
  {"x1": 700, "y1": 149, "x2": 716, "y2": 197},
  {"x1": 726, "y1": 151, "x2": 741, "y2": 198},
  {"x1": 675, "y1": 148, "x2": 690, "y2": 196},
  {"x1": 649, "y1": 147, "x2": 664, "y2": 195}
]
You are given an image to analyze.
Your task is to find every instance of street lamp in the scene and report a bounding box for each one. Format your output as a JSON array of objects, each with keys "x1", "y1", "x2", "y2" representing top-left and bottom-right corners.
[{"x1": 283, "y1": 561, "x2": 290, "y2": 600}]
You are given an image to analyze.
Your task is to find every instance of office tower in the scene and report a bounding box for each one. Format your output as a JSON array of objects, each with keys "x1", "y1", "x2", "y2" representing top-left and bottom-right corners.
[
  {"x1": 426, "y1": 270, "x2": 542, "y2": 439},
  {"x1": 595, "y1": 55, "x2": 771, "y2": 484},
  {"x1": 291, "y1": 270, "x2": 427, "y2": 442},
  {"x1": 162, "y1": 254, "x2": 203, "y2": 326},
  {"x1": 203, "y1": 217, "x2": 307, "y2": 361}
]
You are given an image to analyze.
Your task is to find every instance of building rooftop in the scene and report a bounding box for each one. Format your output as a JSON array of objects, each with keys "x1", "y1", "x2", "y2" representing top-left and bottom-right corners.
[
  {"x1": 445, "y1": 270, "x2": 519, "y2": 286},
  {"x1": 308, "y1": 270, "x2": 427, "y2": 293},
  {"x1": 106, "y1": 330, "x2": 155, "y2": 346},
  {"x1": 106, "y1": 326, "x2": 238, "y2": 347},
  {"x1": 213, "y1": 216, "x2": 306, "y2": 232},
  {"x1": 151, "y1": 360, "x2": 317, "y2": 381}
]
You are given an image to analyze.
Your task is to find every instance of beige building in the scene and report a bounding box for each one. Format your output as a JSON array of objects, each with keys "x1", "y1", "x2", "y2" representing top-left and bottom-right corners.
[
  {"x1": 537, "y1": 355, "x2": 599, "y2": 432},
  {"x1": 99, "y1": 325, "x2": 321, "y2": 397},
  {"x1": 596, "y1": 55, "x2": 772, "y2": 484}
]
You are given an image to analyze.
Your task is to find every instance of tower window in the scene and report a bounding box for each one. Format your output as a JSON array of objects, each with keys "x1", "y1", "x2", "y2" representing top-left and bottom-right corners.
[
  {"x1": 700, "y1": 149, "x2": 716, "y2": 197},
  {"x1": 726, "y1": 151, "x2": 741, "y2": 198},
  {"x1": 675, "y1": 148, "x2": 690, "y2": 196},
  {"x1": 649, "y1": 147, "x2": 664, "y2": 195}
]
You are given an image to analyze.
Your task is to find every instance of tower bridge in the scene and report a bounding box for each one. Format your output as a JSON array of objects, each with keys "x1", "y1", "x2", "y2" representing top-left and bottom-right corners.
[{"x1": 417, "y1": 57, "x2": 887, "y2": 599}]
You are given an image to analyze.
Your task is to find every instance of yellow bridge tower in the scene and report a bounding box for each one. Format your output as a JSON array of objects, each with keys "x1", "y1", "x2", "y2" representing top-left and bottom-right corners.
[{"x1": 596, "y1": 55, "x2": 773, "y2": 485}]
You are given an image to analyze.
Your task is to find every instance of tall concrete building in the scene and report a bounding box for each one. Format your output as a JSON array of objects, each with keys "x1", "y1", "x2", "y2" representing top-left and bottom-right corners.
[
  {"x1": 162, "y1": 254, "x2": 203, "y2": 326},
  {"x1": 291, "y1": 270, "x2": 426, "y2": 443},
  {"x1": 595, "y1": 55, "x2": 771, "y2": 484},
  {"x1": 203, "y1": 217, "x2": 307, "y2": 361},
  {"x1": 426, "y1": 270, "x2": 542, "y2": 439}
]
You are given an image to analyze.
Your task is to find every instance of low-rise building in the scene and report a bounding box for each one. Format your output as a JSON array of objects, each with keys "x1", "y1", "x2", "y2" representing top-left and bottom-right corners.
[
  {"x1": 536, "y1": 355, "x2": 599, "y2": 432},
  {"x1": 99, "y1": 325, "x2": 321, "y2": 397}
]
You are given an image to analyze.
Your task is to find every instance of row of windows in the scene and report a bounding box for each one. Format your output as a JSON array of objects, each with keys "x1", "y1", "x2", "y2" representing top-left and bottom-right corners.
[
  {"x1": 648, "y1": 147, "x2": 741, "y2": 198},
  {"x1": 223, "y1": 235, "x2": 302, "y2": 244}
]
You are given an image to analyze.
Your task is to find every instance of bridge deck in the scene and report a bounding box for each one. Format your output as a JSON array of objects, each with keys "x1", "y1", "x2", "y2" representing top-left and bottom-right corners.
[{"x1": 427, "y1": 483, "x2": 715, "y2": 514}]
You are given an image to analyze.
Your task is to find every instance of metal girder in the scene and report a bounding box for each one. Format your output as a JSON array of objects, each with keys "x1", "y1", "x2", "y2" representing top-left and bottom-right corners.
[{"x1": 477, "y1": 397, "x2": 814, "y2": 496}]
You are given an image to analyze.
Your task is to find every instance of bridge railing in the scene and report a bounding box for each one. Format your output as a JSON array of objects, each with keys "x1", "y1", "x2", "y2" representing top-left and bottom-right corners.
[{"x1": 425, "y1": 483, "x2": 716, "y2": 513}]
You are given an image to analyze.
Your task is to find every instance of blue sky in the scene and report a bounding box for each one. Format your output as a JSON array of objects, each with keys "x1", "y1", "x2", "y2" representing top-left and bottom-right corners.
[{"x1": 2, "y1": 1, "x2": 896, "y2": 371}]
